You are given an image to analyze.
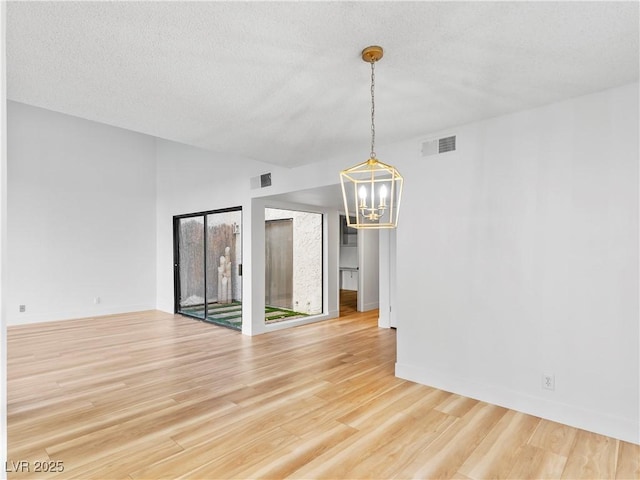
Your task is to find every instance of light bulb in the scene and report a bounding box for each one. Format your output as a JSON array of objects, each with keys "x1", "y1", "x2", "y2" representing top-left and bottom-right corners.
[
  {"x1": 358, "y1": 185, "x2": 367, "y2": 209},
  {"x1": 379, "y1": 184, "x2": 387, "y2": 208}
]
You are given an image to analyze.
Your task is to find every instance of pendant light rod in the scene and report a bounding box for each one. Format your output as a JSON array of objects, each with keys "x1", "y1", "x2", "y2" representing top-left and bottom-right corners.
[
  {"x1": 362, "y1": 46, "x2": 383, "y2": 159},
  {"x1": 370, "y1": 59, "x2": 376, "y2": 158}
]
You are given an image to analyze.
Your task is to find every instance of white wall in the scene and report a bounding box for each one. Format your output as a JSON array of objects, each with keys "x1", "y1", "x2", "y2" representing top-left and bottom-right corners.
[
  {"x1": 339, "y1": 245, "x2": 357, "y2": 269},
  {"x1": 358, "y1": 229, "x2": 379, "y2": 311},
  {"x1": 378, "y1": 228, "x2": 398, "y2": 328},
  {"x1": 393, "y1": 83, "x2": 639, "y2": 444},
  {"x1": 7, "y1": 102, "x2": 157, "y2": 325}
]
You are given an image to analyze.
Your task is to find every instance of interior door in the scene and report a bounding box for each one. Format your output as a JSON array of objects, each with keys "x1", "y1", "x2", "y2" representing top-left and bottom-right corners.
[{"x1": 265, "y1": 218, "x2": 293, "y2": 309}]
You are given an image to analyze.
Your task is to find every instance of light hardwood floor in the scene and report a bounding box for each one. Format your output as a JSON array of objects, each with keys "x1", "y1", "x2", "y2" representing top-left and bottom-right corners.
[{"x1": 7, "y1": 300, "x2": 639, "y2": 479}]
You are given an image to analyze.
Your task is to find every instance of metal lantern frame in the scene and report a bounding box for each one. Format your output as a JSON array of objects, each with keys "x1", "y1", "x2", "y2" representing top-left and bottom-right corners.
[
  {"x1": 340, "y1": 158, "x2": 403, "y2": 229},
  {"x1": 340, "y1": 45, "x2": 403, "y2": 229}
]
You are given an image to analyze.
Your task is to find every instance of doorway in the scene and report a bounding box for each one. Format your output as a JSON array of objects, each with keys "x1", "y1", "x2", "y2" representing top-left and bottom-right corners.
[
  {"x1": 173, "y1": 207, "x2": 242, "y2": 330},
  {"x1": 339, "y1": 214, "x2": 358, "y2": 315},
  {"x1": 338, "y1": 215, "x2": 380, "y2": 315}
]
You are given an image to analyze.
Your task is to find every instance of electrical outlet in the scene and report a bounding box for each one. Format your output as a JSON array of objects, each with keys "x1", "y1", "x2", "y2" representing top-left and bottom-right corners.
[
  {"x1": 542, "y1": 373, "x2": 555, "y2": 391},
  {"x1": 19, "y1": 305, "x2": 25, "y2": 313},
  {"x1": 94, "y1": 297, "x2": 101, "y2": 304}
]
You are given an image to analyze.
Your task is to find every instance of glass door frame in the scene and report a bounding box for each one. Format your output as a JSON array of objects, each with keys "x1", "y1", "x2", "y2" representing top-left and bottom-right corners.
[{"x1": 173, "y1": 206, "x2": 242, "y2": 327}]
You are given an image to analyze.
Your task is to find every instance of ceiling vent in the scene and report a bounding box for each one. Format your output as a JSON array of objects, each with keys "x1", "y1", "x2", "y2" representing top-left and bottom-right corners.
[
  {"x1": 250, "y1": 172, "x2": 272, "y2": 189},
  {"x1": 260, "y1": 172, "x2": 272, "y2": 188},
  {"x1": 421, "y1": 135, "x2": 457, "y2": 157}
]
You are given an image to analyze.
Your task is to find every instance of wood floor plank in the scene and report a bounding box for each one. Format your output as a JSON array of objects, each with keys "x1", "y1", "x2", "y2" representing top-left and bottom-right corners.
[
  {"x1": 404, "y1": 387, "x2": 455, "y2": 420},
  {"x1": 395, "y1": 402, "x2": 508, "y2": 479},
  {"x1": 336, "y1": 381, "x2": 429, "y2": 430},
  {"x1": 529, "y1": 419, "x2": 579, "y2": 457},
  {"x1": 435, "y1": 393, "x2": 480, "y2": 418},
  {"x1": 54, "y1": 439, "x2": 184, "y2": 480},
  {"x1": 458, "y1": 410, "x2": 541, "y2": 479},
  {"x1": 170, "y1": 380, "x2": 328, "y2": 449},
  {"x1": 8, "y1": 397, "x2": 179, "y2": 459},
  {"x1": 277, "y1": 397, "x2": 361, "y2": 438},
  {"x1": 451, "y1": 473, "x2": 473, "y2": 480},
  {"x1": 506, "y1": 444, "x2": 568, "y2": 480},
  {"x1": 339, "y1": 409, "x2": 458, "y2": 479},
  {"x1": 238, "y1": 422, "x2": 359, "y2": 480},
  {"x1": 615, "y1": 441, "x2": 640, "y2": 480},
  {"x1": 7, "y1": 302, "x2": 636, "y2": 480},
  {"x1": 284, "y1": 410, "x2": 416, "y2": 479},
  {"x1": 174, "y1": 427, "x2": 300, "y2": 480},
  {"x1": 561, "y1": 429, "x2": 618, "y2": 479}
]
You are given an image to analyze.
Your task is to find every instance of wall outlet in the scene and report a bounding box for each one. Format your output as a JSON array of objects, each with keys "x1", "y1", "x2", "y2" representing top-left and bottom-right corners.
[
  {"x1": 542, "y1": 373, "x2": 555, "y2": 391},
  {"x1": 19, "y1": 305, "x2": 25, "y2": 313},
  {"x1": 94, "y1": 297, "x2": 101, "y2": 304}
]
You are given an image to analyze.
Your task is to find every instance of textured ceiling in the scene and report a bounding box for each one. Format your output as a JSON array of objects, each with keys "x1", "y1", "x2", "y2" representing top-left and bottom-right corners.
[{"x1": 7, "y1": 1, "x2": 639, "y2": 168}]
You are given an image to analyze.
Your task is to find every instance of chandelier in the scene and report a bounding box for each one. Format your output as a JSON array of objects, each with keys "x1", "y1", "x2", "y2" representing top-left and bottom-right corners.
[{"x1": 340, "y1": 46, "x2": 403, "y2": 229}]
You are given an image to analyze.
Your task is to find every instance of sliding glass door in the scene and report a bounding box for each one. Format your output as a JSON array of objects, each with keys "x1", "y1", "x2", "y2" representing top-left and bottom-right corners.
[
  {"x1": 174, "y1": 207, "x2": 242, "y2": 330},
  {"x1": 176, "y1": 215, "x2": 206, "y2": 317}
]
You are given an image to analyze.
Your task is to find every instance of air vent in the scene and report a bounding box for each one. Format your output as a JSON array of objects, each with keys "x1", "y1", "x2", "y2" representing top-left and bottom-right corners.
[
  {"x1": 439, "y1": 135, "x2": 456, "y2": 153},
  {"x1": 260, "y1": 172, "x2": 272, "y2": 188},
  {"x1": 250, "y1": 172, "x2": 272, "y2": 189},
  {"x1": 421, "y1": 135, "x2": 457, "y2": 156}
]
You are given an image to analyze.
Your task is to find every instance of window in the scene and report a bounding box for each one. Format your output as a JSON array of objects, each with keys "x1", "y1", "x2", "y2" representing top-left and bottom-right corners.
[{"x1": 264, "y1": 208, "x2": 323, "y2": 324}]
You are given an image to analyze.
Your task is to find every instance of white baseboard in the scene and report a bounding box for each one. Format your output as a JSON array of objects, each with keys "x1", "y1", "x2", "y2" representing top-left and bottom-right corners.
[
  {"x1": 7, "y1": 304, "x2": 156, "y2": 326},
  {"x1": 395, "y1": 362, "x2": 639, "y2": 445},
  {"x1": 360, "y1": 301, "x2": 379, "y2": 312}
]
